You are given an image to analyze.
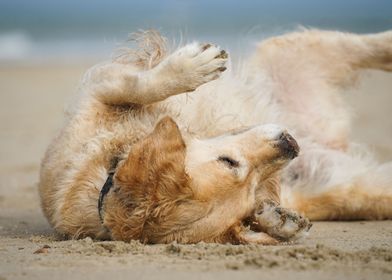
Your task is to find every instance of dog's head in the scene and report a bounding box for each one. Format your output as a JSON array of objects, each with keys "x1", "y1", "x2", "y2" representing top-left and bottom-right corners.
[{"x1": 103, "y1": 116, "x2": 299, "y2": 244}]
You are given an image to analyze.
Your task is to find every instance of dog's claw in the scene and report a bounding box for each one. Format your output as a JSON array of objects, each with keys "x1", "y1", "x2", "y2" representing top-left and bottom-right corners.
[
  {"x1": 202, "y1": 43, "x2": 212, "y2": 51},
  {"x1": 218, "y1": 66, "x2": 227, "y2": 72},
  {"x1": 216, "y1": 50, "x2": 228, "y2": 59}
]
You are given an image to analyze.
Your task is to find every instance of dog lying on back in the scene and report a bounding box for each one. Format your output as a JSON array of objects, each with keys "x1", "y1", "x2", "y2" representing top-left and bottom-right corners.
[{"x1": 39, "y1": 29, "x2": 392, "y2": 244}]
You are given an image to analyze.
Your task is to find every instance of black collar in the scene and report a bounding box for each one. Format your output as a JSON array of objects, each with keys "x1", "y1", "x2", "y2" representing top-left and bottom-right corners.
[{"x1": 98, "y1": 171, "x2": 115, "y2": 222}]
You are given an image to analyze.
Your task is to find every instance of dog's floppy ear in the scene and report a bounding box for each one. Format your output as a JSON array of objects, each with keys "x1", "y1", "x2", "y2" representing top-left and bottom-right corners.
[
  {"x1": 104, "y1": 116, "x2": 193, "y2": 241},
  {"x1": 116, "y1": 116, "x2": 189, "y2": 201}
]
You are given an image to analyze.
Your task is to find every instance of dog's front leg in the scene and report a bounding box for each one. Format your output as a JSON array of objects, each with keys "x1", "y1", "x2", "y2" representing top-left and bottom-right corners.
[
  {"x1": 225, "y1": 223, "x2": 279, "y2": 245},
  {"x1": 253, "y1": 199, "x2": 312, "y2": 242},
  {"x1": 252, "y1": 175, "x2": 311, "y2": 241},
  {"x1": 89, "y1": 43, "x2": 228, "y2": 105}
]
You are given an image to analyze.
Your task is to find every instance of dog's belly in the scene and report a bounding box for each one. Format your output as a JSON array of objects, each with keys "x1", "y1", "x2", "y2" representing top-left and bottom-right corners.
[{"x1": 168, "y1": 73, "x2": 281, "y2": 138}]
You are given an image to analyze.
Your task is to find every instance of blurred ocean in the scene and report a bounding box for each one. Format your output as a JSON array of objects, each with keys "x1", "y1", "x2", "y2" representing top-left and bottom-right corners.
[{"x1": 1, "y1": 0, "x2": 392, "y2": 63}]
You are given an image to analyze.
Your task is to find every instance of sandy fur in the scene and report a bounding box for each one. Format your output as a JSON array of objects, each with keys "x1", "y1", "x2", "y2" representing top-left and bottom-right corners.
[{"x1": 39, "y1": 29, "x2": 392, "y2": 244}]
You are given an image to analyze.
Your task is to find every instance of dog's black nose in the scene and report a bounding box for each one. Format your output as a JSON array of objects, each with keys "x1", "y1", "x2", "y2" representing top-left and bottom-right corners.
[{"x1": 278, "y1": 132, "x2": 300, "y2": 159}]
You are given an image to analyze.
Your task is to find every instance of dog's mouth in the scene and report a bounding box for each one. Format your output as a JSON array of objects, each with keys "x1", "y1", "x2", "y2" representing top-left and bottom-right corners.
[{"x1": 275, "y1": 132, "x2": 300, "y2": 159}]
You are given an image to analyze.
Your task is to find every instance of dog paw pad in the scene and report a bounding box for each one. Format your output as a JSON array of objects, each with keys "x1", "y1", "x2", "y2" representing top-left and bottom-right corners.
[
  {"x1": 162, "y1": 42, "x2": 229, "y2": 91},
  {"x1": 255, "y1": 201, "x2": 312, "y2": 241}
]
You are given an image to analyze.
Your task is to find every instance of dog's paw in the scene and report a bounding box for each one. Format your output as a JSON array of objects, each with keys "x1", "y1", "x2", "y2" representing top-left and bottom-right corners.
[
  {"x1": 366, "y1": 31, "x2": 392, "y2": 72},
  {"x1": 255, "y1": 200, "x2": 312, "y2": 241},
  {"x1": 161, "y1": 42, "x2": 228, "y2": 91}
]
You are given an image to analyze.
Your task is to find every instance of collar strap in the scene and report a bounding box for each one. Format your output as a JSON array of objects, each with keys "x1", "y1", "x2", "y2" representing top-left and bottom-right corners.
[{"x1": 98, "y1": 171, "x2": 115, "y2": 222}]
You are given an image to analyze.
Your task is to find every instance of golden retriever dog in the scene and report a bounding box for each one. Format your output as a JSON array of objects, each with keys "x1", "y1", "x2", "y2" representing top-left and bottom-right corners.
[{"x1": 39, "y1": 29, "x2": 392, "y2": 244}]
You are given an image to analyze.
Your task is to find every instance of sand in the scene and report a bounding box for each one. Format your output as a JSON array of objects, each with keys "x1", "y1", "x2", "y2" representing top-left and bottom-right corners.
[{"x1": 0, "y1": 63, "x2": 392, "y2": 280}]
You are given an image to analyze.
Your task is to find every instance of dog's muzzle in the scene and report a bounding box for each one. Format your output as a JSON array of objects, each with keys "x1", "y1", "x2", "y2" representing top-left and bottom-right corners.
[{"x1": 277, "y1": 132, "x2": 299, "y2": 159}]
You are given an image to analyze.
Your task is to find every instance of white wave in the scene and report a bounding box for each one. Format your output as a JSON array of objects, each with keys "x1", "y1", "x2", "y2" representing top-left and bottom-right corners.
[
  {"x1": 0, "y1": 30, "x2": 119, "y2": 63},
  {"x1": 0, "y1": 30, "x2": 32, "y2": 60}
]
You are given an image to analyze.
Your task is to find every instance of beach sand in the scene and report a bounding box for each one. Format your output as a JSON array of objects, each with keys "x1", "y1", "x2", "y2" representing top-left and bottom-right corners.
[{"x1": 0, "y1": 63, "x2": 392, "y2": 280}]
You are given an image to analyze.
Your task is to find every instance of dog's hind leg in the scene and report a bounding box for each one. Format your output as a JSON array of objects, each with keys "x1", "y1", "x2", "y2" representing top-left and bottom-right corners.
[
  {"x1": 251, "y1": 30, "x2": 392, "y2": 149},
  {"x1": 282, "y1": 153, "x2": 392, "y2": 220},
  {"x1": 253, "y1": 29, "x2": 392, "y2": 89},
  {"x1": 290, "y1": 178, "x2": 392, "y2": 221},
  {"x1": 84, "y1": 42, "x2": 228, "y2": 105}
]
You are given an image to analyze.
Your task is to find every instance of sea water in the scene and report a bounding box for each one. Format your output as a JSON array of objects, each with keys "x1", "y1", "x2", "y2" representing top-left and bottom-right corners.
[{"x1": 1, "y1": 0, "x2": 391, "y2": 63}]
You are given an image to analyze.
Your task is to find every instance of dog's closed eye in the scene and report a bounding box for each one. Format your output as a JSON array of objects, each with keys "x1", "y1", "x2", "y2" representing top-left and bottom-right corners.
[{"x1": 218, "y1": 156, "x2": 240, "y2": 168}]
